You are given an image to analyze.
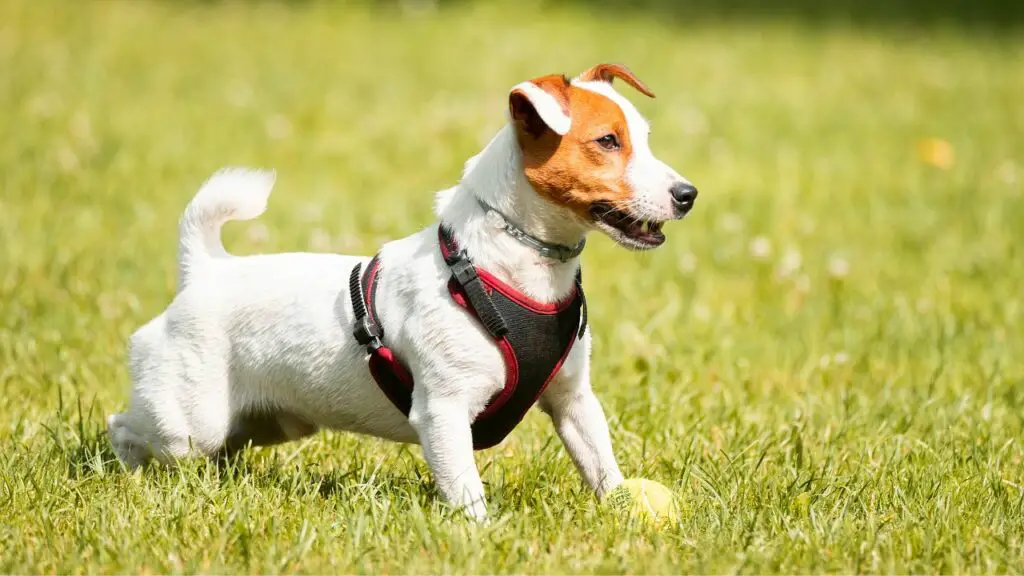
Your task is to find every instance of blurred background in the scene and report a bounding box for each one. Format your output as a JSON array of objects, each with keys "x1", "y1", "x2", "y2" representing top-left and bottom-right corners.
[{"x1": 1, "y1": 0, "x2": 1022, "y2": 572}]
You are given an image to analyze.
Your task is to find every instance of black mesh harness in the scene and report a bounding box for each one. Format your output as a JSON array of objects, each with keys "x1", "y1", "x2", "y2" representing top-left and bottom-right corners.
[{"x1": 349, "y1": 225, "x2": 587, "y2": 450}]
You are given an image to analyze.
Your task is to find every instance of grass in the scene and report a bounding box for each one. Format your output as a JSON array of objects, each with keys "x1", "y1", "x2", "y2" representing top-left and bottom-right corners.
[{"x1": 1, "y1": 0, "x2": 1023, "y2": 572}]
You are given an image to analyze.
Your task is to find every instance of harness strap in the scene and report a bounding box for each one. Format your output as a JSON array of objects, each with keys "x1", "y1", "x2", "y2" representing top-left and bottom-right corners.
[
  {"x1": 349, "y1": 263, "x2": 366, "y2": 319},
  {"x1": 350, "y1": 258, "x2": 415, "y2": 414},
  {"x1": 439, "y1": 227, "x2": 509, "y2": 339},
  {"x1": 576, "y1": 269, "x2": 587, "y2": 340},
  {"x1": 350, "y1": 260, "x2": 382, "y2": 351},
  {"x1": 350, "y1": 227, "x2": 588, "y2": 449},
  {"x1": 439, "y1": 225, "x2": 587, "y2": 341}
]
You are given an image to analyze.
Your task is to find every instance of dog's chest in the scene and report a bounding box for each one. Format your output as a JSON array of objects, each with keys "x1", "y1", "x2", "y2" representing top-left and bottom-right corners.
[{"x1": 350, "y1": 227, "x2": 586, "y2": 449}]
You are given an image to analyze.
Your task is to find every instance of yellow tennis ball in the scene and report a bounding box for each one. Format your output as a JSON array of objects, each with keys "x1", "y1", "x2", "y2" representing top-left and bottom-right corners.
[{"x1": 602, "y1": 479, "x2": 678, "y2": 525}]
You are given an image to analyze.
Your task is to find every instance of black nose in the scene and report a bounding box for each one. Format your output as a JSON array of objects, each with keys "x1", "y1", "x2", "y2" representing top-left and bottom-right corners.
[{"x1": 670, "y1": 182, "x2": 698, "y2": 215}]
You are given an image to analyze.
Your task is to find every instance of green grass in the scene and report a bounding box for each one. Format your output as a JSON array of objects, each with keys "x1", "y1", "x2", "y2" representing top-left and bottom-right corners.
[{"x1": 2, "y1": 0, "x2": 1023, "y2": 572}]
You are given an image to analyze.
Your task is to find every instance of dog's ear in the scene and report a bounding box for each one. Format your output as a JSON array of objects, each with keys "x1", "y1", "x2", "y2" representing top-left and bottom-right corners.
[
  {"x1": 577, "y1": 63, "x2": 655, "y2": 98},
  {"x1": 509, "y1": 75, "x2": 572, "y2": 138}
]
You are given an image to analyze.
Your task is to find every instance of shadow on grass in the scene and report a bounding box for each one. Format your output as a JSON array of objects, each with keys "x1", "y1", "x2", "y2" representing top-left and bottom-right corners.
[
  {"x1": 313, "y1": 467, "x2": 434, "y2": 500},
  {"x1": 44, "y1": 391, "x2": 433, "y2": 506},
  {"x1": 49, "y1": 407, "x2": 597, "y2": 516},
  {"x1": 53, "y1": 416, "x2": 438, "y2": 511}
]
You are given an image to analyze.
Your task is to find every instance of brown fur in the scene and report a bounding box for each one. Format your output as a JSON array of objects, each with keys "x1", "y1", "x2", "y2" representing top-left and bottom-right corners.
[
  {"x1": 509, "y1": 67, "x2": 650, "y2": 219},
  {"x1": 577, "y1": 64, "x2": 656, "y2": 98}
]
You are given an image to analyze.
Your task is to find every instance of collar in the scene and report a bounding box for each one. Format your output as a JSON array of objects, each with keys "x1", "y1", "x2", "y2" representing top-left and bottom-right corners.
[{"x1": 476, "y1": 198, "x2": 586, "y2": 263}]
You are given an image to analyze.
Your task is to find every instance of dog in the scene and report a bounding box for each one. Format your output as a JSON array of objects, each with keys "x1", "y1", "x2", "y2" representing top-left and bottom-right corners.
[{"x1": 108, "y1": 63, "x2": 697, "y2": 521}]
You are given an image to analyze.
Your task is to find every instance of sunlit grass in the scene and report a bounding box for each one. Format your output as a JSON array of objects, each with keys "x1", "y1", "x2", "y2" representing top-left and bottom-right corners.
[{"x1": 1, "y1": 0, "x2": 1023, "y2": 572}]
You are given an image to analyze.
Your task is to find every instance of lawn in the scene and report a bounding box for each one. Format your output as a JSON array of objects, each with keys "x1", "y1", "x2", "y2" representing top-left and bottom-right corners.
[{"x1": 1, "y1": 0, "x2": 1023, "y2": 572}]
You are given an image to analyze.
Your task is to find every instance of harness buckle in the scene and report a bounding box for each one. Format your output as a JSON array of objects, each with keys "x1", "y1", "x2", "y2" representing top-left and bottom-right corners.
[
  {"x1": 353, "y1": 316, "x2": 382, "y2": 351},
  {"x1": 449, "y1": 252, "x2": 478, "y2": 287}
]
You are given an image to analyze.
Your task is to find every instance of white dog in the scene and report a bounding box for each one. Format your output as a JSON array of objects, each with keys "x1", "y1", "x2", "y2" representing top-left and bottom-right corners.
[{"x1": 108, "y1": 63, "x2": 698, "y2": 521}]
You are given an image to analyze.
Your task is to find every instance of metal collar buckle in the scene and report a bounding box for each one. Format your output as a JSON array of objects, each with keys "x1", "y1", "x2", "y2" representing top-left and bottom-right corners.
[{"x1": 477, "y1": 198, "x2": 586, "y2": 263}]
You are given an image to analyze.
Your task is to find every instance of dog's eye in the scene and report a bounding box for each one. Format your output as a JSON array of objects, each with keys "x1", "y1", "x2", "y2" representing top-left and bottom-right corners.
[{"x1": 596, "y1": 134, "x2": 620, "y2": 151}]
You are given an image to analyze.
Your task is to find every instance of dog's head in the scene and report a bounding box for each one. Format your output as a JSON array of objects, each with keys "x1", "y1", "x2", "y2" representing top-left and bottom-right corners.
[{"x1": 508, "y1": 64, "x2": 697, "y2": 250}]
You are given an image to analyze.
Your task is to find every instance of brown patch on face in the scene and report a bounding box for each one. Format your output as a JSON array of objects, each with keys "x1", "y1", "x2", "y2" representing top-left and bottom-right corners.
[{"x1": 510, "y1": 79, "x2": 634, "y2": 220}]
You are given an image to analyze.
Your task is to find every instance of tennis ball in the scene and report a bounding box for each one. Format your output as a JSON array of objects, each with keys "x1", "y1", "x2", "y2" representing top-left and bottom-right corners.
[{"x1": 602, "y1": 479, "x2": 678, "y2": 525}]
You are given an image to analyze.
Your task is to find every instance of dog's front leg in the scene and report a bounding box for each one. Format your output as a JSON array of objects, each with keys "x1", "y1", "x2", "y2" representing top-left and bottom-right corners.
[
  {"x1": 540, "y1": 335, "x2": 624, "y2": 498},
  {"x1": 408, "y1": 390, "x2": 487, "y2": 521}
]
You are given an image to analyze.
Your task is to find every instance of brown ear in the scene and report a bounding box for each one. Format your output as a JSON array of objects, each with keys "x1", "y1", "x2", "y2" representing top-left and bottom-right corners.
[
  {"x1": 509, "y1": 74, "x2": 572, "y2": 138},
  {"x1": 577, "y1": 63, "x2": 655, "y2": 98}
]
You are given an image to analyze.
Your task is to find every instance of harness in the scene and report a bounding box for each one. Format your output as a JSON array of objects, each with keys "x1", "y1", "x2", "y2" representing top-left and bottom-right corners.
[{"x1": 349, "y1": 225, "x2": 587, "y2": 450}]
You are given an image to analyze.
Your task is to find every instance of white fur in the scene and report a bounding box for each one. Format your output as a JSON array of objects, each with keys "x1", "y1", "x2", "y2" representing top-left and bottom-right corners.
[
  {"x1": 510, "y1": 81, "x2": 572, "y2": 136},
  {"x1": 177, "y1": 168, "x2": 275, "y2": 289},
  {"x1": 572, "y1": 80, "x2": 690, "y2": 222},
  {"x1": 108, "y1": 79, "x2": 691, "y2": 521}
]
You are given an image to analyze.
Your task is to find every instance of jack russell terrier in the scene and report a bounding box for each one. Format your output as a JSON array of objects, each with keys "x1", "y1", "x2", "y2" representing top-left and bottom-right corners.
[{"x1": 108, "y1": 63, "x2": 698, "y2": 521}]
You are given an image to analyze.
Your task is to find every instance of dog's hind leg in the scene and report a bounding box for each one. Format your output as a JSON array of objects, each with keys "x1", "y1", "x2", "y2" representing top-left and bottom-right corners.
[
  {"x1": 109, "y1": 314, "x2": 235, "y2": 467},
  {"x1": 107, "y1": 374, "x2": 233, "y2": 468}
]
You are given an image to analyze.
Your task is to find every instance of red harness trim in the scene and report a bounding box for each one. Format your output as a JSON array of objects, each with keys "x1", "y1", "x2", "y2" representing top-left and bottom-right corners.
[
  {"x1": 360, "y1": 257, "x2": 414, "y2": 414},
  {"x1": 446, "y1": 279, "x2": 522, "y2": 419},
  {"x1": 351, "y1": 225, "x2": 585, "y2": 449},
  {"x1": 438, "y1": 228, "x2": 578, "y2": 314}
]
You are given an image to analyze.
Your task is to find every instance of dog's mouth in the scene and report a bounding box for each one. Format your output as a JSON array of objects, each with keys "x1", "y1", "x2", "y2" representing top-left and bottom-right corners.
[{"x1": 589, "y1": 202, "x2": 666, "y2": 250}]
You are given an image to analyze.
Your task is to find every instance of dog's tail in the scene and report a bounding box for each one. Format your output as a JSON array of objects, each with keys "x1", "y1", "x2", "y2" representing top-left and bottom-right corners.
[{"x1": 177, "y1": 167, "x2": 275, "y2": 289}]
